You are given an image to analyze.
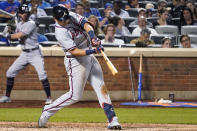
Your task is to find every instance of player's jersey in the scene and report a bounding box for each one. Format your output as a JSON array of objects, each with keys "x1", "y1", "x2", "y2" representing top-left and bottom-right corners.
[
  {"x1": 55, "y1": 11, "x2": 90, "y2": 56},
  {"x1": 16, "y1": 20, "x2": 39, "y2": 49}
]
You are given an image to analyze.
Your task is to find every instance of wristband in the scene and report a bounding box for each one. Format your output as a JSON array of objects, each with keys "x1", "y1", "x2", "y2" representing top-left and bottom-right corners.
[
  {"x1": 88, "y1": 30, "x2": 95, "y2": 40},
  {"x1": 85, "y1": 49, "x2": 96, "y2": 55}
]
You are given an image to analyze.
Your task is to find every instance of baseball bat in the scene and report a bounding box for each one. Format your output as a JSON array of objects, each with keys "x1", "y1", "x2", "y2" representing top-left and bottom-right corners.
[
  {"x1": 138, "y1": 54, "x2": 143, "y2": 102},
  {"x1": 101, "y1": 50, "x2": 118, "y2": 75},
  {"x1": 128, "y1": 57, "x2": 136, "y2": 102}
]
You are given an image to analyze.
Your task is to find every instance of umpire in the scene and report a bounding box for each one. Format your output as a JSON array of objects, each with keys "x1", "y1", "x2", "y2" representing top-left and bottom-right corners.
[{"x1": 0, "y1": 4, "x2": 52, "y2": 104}]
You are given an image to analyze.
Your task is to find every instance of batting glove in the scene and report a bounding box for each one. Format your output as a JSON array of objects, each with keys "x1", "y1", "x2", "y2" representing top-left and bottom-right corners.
[
  {"x1": 91, "y1": 37, "x2": 101, "y2": 47},
  {"x1": 94, "y1": 46, "x2": 104, "y2": 53}
]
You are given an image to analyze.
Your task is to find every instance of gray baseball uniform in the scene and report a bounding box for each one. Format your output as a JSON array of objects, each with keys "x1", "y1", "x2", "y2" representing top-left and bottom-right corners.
[
  {"x1": 6, "y1": 20, "x2": 47, "y2": 80},
  {"x1": 42, "y1": 11, "x2": 112, "y2": 116}
]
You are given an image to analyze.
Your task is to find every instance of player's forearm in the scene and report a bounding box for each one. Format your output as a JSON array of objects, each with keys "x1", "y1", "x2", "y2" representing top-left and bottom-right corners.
[
  {"x1": 84, "y1": 23, "x2": 94, "y2": 33},
  {"x1": 70, "y1": 48, "x2": 87, "y2": 56},
  {"x1": 9, "y1": 32, "x2": 25, "y2": 40}
]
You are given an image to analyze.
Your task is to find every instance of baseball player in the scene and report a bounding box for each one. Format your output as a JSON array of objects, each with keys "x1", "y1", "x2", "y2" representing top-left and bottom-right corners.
[
  {"x1": 38, "y1": 5, "x2": 121, "y2": 130},
  {"x1": 0, "y1": 4, "x2": 52, "y2": 105}
]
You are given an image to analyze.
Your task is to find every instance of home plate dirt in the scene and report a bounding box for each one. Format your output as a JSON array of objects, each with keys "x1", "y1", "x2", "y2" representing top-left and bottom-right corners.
[{"x1": 0, "y1": 122, "x2": 197, "y2": 131}]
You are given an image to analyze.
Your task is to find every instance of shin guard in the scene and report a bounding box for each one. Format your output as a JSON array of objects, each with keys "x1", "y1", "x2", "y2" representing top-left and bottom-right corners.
[{"x1": 103, "y1": 103, "x2": 116, "y2": 123}]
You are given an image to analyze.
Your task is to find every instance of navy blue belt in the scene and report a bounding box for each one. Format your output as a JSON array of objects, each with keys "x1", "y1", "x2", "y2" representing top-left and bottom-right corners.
[{"x1": 22, "y1": 47, "x2": 39, "y2": 52}]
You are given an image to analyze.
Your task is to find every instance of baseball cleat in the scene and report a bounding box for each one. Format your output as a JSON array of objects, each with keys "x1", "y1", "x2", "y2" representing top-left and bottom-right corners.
[
  {"x1": 108, "y1": 117, "x2": 122, "y2": 130},
  {"x1": 45, "y1": 98, "x2": 52, "y2": 105},
  {"x1": 38, "y1": 113, "x2": 49, "y2": 128},
  {"x1": 0, "y1": 96, "x2": 11, "y2": 103}
]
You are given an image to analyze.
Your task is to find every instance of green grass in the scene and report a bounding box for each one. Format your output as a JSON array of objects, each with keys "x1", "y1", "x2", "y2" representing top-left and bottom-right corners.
[{"x1": 0, "y1": 108, "x2": 197, "y2": 124}]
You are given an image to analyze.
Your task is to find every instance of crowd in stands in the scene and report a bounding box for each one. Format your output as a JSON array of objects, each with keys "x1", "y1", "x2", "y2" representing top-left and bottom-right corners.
[{"x1": 0, "y1": 0, "x2": 197, "y2": 48}]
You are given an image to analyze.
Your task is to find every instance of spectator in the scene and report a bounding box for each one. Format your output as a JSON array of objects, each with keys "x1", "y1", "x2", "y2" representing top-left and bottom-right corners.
[
  {"x1": 101, "y1": 24, "x2": 124, "y2": 45},
  {"x1": 52, "y1": 0, "x2": 76, "y2": 9},
  {"x1": 111, "y1": 0, "x2": 130, "y2": 18},
  {"x1": 130, "y1": 28, "x2": 154, "y2": 47},
  {"x1": 88, "y1": 15, "x2": 103, "y2": 35},
  {"x1": 153, "y1": 8, "x2": 172, "y2": 28},
  {"x1": 129, "y1": 8, "x2": 153, "y2": 28},
  {"x1": 169, "y1": 0, "x2": 185, "y2": 18},
  {"x1": 179, "y1": 7, "x2": 197, "y2": 28},
  {"x1": 28, "y1": 0, "x2": 51, "y2": 10},
  {"x1": 125, "y1": 0, "x2": 139, "y2": 10},
  {"x1": 0, "y1": 0, "x2": 20, "y2": 23},
  {"x1": 99, "y1": 3, "x2": 113, "y2": 27},
  {"x1": 145, "y1": 3, "x2": 155, "y2": 18},
  {"x1": 75, "y1": 2, "x2": 85, "y2": 16},
  {"x1": 131, "y1": 16, "x2": 158, "y2": 36},
  {"x1": 186, "y1": 0, "x2": 197, "y2": 21},
  {"x1": 157, "y1": 0, "x2": 167, "y2": 10},
  {"x1": 29, "y1": 0, "x2": 47, "y2": 21},
  {"x1": 180, "y1": 34, "x2": 191, "y2": 48},
  {"x1": 161, "y1": 37, "x2": 171, "y2": 48},
  {"x1": 110, "y1": 16, "x2": 131, "y2": 36},
  {"x1": 82, "y1": 0, "x2": 102, "y2": 21},
  {"x1": 152, "y1": 0, "x2": 172, "y2": 21}
]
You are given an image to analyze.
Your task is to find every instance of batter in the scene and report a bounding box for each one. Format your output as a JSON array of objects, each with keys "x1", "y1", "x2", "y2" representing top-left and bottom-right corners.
[{"x1": 38, "y1": 5, "x2": 121, "y2": 130}]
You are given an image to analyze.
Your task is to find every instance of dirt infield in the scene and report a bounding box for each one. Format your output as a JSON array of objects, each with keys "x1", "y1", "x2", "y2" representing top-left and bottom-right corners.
[{"x1": 1, "y1": 122, "x2": 197, "y2": 131}]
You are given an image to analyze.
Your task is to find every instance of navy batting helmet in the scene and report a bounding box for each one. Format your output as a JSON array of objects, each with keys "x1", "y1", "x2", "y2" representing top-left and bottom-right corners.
[
  {"x1": 18, "y1": 4, "x2": 30, "y2": 14},
  {"x1": 53, "y1": 5, "x2": 70, "y2": 21}
]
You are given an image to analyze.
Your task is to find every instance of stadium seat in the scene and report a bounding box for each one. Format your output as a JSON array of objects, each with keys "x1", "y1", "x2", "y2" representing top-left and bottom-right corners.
[
  {"x1": 49, "y1": 24, "x2": 55, "y2": 33},
  {"x1": 155, "y1": 25, "x2": 179, "y2": 36},
  {"x1": 120, "y1": 44, "x2": 136, "y2": 48},
  {"x1": 101, "y1": 43, "x2": 120, "y2": 48},
  {"x1": 90, "y1": 1, "x2": 99, "y2": 8},
  {"x1": 36, "y1": 16, "x2": 55, "y2": 25},
  {"x1": 0, "y1": 23, "x2": 7, "y2": 32},
  {"x1": 39, "y1": 41, "x2": 58, "y2": 47},
  {"x1": 0, "y1": 41, "x2": 7, "y2": 46},
  {"x1": 97, "y1": 34, "x2": 105, "y2": 40},
  {"x1": 98, "y1": 8, "x2": 104, "y2": 17},
  {"x1": 151, "y1": 35, "x2": 177, "y2": 47},
  {"x1": 44, "y1": 7, "x2": 53, "y2": 16},
  {"x1": 124, "y1": 35, "x2": 138, "y2": 44},
  {"x1": 44, "y1": 33, "x2": 57, "y2": 41},
  {"x1": 189, "y1": 35, "x2": 197, "y2": 45},
  {"x1": 124, "y1": 17, "x2": 137, "y2": 27},
  {"x1": 125, "y1": 8, "x2": 139, "y2": 17},
  {"x1": 38, "y1": 24, "x2": 46, "y2": 34},
  {"x1": 128, "y1": 25, "x2": 138, "y2": 34},
  {"x1": 147, "y1": 17, "x2": 158, "y2": 23},
  {"x1": 171, "y1": 18, "x2": 180, "y2": 25},
  {"x1": 181, "y1": 26, "x2": 197, "y2": 35}
]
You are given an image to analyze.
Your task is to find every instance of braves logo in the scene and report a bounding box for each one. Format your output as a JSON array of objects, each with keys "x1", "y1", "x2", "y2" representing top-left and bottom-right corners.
[{"x1": 70, "y1": 28, "x2": 83, "y2": 40}]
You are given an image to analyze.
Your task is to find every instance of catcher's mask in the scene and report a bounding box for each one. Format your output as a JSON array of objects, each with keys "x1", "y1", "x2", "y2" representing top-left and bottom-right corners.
[{"x1": 53, "y1": 5, "x2": 70, "y2": 21}]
